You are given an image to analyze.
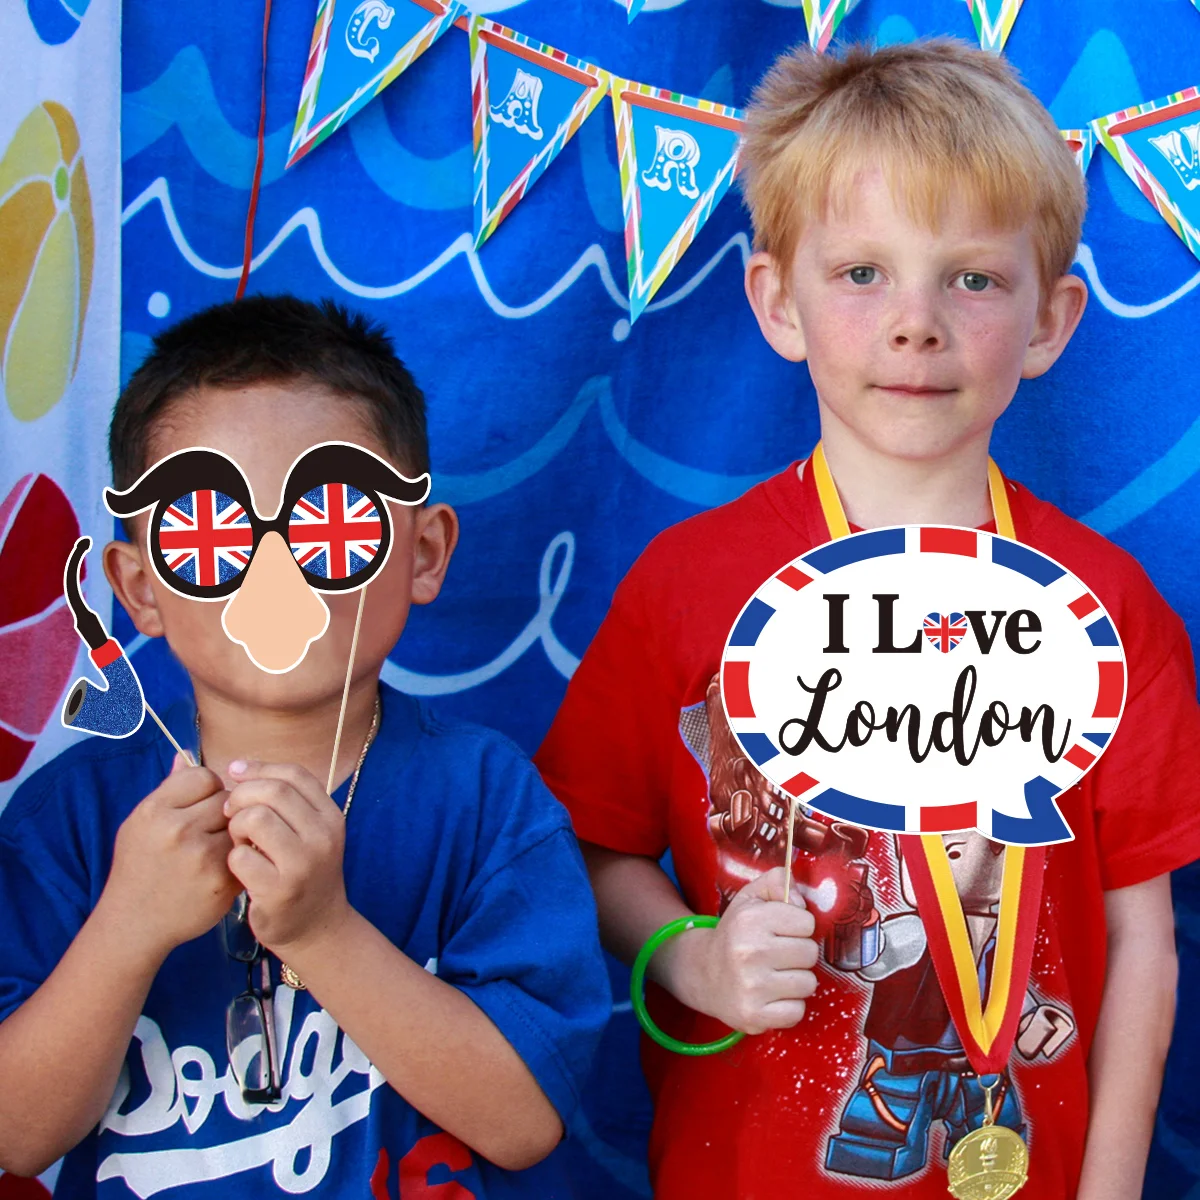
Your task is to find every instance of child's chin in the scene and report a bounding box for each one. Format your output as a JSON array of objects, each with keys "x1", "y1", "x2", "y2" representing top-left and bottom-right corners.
[{"x1": 190, "y1": 651, "x2": 367, "y2": 712}]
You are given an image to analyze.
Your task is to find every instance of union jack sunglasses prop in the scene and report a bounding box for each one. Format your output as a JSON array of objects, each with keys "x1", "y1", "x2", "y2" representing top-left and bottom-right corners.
[{"x1": 105, "y1": 443, "x2": 430, "y2": 600}]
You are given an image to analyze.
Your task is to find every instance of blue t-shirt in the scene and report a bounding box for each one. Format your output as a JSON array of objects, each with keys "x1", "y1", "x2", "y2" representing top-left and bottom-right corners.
[{"x1": 0, "y1": 685, "x2": 609, "y2": 1198}]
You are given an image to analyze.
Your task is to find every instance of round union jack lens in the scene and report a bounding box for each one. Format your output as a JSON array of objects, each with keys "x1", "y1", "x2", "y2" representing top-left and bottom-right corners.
[
  {"x1": 158, "y1": 490, "x2": 254, "y2": 589},
  {"x1": 288, "y1": 484, "x2": 383, "y2": 583}
]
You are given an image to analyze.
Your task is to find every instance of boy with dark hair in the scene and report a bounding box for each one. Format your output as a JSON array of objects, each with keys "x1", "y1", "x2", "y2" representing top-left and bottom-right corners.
[
  {"x1": 0, "y1": 295, "x2": 609, "y2": 1198},
  {"x1": 537, "y1": 40, "x2": 1200, "y2": 1199}
]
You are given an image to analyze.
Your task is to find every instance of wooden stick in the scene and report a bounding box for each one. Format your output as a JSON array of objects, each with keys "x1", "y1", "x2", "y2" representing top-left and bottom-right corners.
[
  {"x1": 327, "y1": 587, "x2": 368, "y2": 795},
  {"x1": 145, "y1": 702, "x2": 195, "y2": 766},
  {"x1": 782, "y1": 791, "x2": 797, "y2": 904}
]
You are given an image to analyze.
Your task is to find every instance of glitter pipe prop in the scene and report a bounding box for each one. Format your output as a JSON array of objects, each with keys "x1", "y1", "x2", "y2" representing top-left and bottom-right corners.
[{"x1": 61, "y1": 537, "x2": 193, "y2": 761}]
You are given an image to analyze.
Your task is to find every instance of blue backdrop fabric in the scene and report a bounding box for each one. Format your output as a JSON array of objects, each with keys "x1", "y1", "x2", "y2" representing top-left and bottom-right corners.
[{"x1": 118, "y1": 2, "x2": 1200, "y2": 1196}]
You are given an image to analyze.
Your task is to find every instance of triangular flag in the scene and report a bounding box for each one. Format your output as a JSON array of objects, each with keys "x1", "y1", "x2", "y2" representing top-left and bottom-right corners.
[
  {"x1": 1093, "y1": 88, "x2": 1200, "y2": 263},
  {"x1": 803, "y1": 0, "x2": 861, "y2": 53},
  {"x1": 626, "y1": 0, "x2": 647, "y2": 21},
  {"x1": 470, "y1": 18, "x2": 611, "y2": 248},
  {"x1": 1060, "y1": 127, "x2": 1096, "y2": 176},
  {"x1": 288, "y1": 0, "x2": 467, "y2": 168},
  {"x1": 963, "y1": 0, "x2": 1023, "y2": 53},
  {"x1": 611, "y1": 80, "x2": 744, "y2": 324}
]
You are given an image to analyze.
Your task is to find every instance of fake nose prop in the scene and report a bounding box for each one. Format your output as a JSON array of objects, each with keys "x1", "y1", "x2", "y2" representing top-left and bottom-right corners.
[
  {"x1": 61, "y1": 537, "x2": 146, "y2": 739},
  {"x1": 221, "y1": 531, "x2": 330, "y2": 674}
]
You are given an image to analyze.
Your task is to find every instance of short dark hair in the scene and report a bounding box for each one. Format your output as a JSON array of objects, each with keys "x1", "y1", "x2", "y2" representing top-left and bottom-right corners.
[{"x1": 109, "y1": 295, "x2": 429, "y2": 490}]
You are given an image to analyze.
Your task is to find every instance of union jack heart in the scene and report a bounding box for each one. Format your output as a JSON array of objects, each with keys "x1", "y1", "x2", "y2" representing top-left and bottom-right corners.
[{"x1": 923, "y1": 611, "x2": 968, "y2": 653}]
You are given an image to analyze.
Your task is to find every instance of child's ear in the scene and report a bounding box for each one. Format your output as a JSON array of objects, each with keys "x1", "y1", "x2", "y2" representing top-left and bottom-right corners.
[
  {"x1": 409, "y1": 503, "x2": 459, "y2": 607},
  {"x1": 103, "y1": 534, "x2": 166, "y2": 638},
  {"x1": 744, "y1": 250, "x2": 808, "y2": 363},
  {"x1": 1021, "y1": 273, "x2": 1088, "y2": 380}
]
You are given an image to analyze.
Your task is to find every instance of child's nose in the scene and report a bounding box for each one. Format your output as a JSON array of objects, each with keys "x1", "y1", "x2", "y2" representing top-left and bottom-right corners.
[
  {"x1": 221, "y1": 531, "x2": 330, "y2": 673},
  {"x1": 888, "y1": 290, "x2": 946, "y2": 350}
]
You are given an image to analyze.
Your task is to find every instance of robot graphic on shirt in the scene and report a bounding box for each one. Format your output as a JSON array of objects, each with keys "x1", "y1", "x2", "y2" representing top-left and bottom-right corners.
[
  {"x1": 680, "y1": 676, "x2": 878, "y2": 937},
  {"x1": 823, "y1": 832, "x2": 1076, "y2": 1183},
  {"x1": 679, "y1": 680, "x2": 1076, "y2": 1184}
]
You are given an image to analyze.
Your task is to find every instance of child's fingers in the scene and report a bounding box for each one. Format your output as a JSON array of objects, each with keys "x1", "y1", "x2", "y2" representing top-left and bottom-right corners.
[
  {"x1": 768, "y1": 968, "x2": 819, "y2": 1001},
  {"x1": 757, "y1": 998, "x2": 808, "y2": 1030},
  {"x1": 737, "y1": 866, "x2": 800, "y2": 906},
  {"x1": 766, "y1": 902, "x2": 817, "y2": 941},
  {"x1": 228, "y1": 760, "x2": 331, "y2": 812},
  {"x1": 156, "y1": 764, "x2": 225, "y2": 809},
  {"x1": 228, "y1": 803, "x2": 302, "y2": 861},
  {"x1": 770, "y1": 935, "x2": 820, "y2": 971},
  {"x1": 227, "y1": 841, "x2": 280, "y2": 894},
  {"x1": 224, "y1": 778, "x2": 314, "y2": 835}
]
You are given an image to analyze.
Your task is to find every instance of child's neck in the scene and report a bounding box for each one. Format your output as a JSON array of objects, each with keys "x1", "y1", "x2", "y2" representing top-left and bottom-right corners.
[
  {"x1": 193, "y1": 677, "x2": 380, "y2": 794},
  {"x1": 816, "y1": 428, "x2": 995, "y2": 531}
]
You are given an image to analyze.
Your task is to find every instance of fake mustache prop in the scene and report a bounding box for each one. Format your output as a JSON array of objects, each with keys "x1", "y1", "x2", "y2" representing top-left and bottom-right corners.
[
  {"x1": 61, "y1": 537, "x2": 146, "y2": 738},
  {"x1": 60, "y1": 538, "x2": 194, "y2": 762}
]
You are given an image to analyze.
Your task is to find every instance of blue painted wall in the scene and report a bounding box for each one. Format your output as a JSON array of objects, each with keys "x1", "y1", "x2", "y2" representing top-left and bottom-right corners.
[{"x1": 120, "y1": 2, "x2": 1200, "y2": 1194}]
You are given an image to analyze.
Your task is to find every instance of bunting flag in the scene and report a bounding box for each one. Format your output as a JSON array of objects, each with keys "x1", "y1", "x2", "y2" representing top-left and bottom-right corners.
[
  {"x1": 288, "y1": 0, "x2": 467, "y2": 168},
  {"x1": 470, "y1": 18, "x2": 611, "y2": 248},
  {"x1": 1061, "y1": 127, "x2": 1096, "y2": 175},
  {"x1": 1093, "y1": 89, "x2": 1200, "y2": 263},
  {"x1": 625, "y1": 0, "x2": 647, "y2": 22},
  {"x1": 963, "y1": 0, "x2": 1024, "y2": 52},
  {"x1": 611, "y1": 80, "x2": 744, "y2": 324},
  {"x1": 803, "y1": 0, "x2": 861, "y2": 53}
]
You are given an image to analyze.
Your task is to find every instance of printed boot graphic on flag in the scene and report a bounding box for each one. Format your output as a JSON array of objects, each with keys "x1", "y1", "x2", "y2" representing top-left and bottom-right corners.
[
  {"x1": 471, "y1": 17, "x2": 610, "y2": 247},
  {"x1": 612, "y1": 79, "x2": 744, "y2": 323},
  {"x1": 1095, "y1": 88, "x2": 1200, "y2": 262}
]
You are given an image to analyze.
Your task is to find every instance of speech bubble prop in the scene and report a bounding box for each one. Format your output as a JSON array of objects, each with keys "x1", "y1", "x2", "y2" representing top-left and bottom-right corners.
[
  {"x1": 104, "y1": 441, "x2": 430, "y2": 674},
  {"x1": 721, "y1": 526, "x2": 1126, "y2": 846}
]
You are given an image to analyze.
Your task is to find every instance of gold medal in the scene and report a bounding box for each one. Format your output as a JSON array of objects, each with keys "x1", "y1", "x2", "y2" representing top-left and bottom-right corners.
[{"x1": 946, "y1": 1080, "x2": 1029, "y2": 1199}]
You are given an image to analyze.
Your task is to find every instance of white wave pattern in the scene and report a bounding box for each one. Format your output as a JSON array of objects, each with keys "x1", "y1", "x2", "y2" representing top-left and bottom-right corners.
[
  {"x1": 124, "y1": 178, "x2": 1197, "y2": 322},
  {"x1": 121, "y1": 177, "x2": 745, "y2": 315},
  {"x1": 1073, "y1": 244, "x2": 1200, "y2": 318},
  {"x1": 383, "y1": 532, "x2": 579, "y2": 694}
]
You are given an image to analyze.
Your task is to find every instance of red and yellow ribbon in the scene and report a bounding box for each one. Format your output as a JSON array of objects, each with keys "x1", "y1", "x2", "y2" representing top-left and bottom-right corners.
[{"x1": 810, "y1": 441, "x2": 1047, "y2": 1076}]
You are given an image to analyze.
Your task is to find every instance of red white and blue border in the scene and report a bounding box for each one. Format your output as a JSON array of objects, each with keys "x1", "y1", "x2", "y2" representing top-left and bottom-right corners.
[{"x1": 720, "y1": 526, "x2": 1126, "y2": 847}]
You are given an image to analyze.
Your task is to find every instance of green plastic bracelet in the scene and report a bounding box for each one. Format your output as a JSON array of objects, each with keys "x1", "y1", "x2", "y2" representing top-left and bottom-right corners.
[{"x1": 630, "y1": 915, "x2": 746, "y2": 1056}]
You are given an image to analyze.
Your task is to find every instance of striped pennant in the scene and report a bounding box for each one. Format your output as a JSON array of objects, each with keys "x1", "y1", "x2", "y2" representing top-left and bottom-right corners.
[
  {"x1": 470, "y1": 17, "x2": 610, "y2": 248},
  {"x1": 803, "y1": 0, "x2": 861, "y2": 53},
  {"x1": 288, "y1": 0, "x2": 467, "y2": 168},
  {"x1": 964, "y1": 0, "x2": 1024, "y2": 53},
  {"x1": 611, "y1": 79, "x2": 744, "y2": 325},
  {"x1": 1093, "y1": 88, "x2": 1200, "y2": 264}
]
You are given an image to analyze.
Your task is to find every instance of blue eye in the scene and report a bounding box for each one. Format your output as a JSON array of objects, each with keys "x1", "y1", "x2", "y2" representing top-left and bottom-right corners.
[
  {"x1": 959, "y1": 272, "x2": 992, "y2": 292},
  {"x1": 847, "y1": 266, "x2": 877, "y2": 285}
]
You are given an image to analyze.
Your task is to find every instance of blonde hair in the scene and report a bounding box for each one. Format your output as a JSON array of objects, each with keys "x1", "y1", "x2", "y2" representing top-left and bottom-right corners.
[{"x1": 739, "y1": 39, "x2": 1086, "y2": 296}]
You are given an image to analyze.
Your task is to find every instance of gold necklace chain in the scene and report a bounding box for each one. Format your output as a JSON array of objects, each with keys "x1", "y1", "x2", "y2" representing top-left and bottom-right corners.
[
  {"x1": 194, "y1": 693, "x2": 381, "y2": 814},
  {"x1": 196, "y1": 694, "x2": 383, "y2": 991}
]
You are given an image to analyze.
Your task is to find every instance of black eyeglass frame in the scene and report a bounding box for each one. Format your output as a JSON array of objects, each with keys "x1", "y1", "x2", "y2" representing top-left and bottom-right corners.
[
  {"x1": 221, "y1": 894, "x2": 283, "y2": 1105},
  {"x1": 104, "y1": 442, "x2": 430, "y2": 601}
]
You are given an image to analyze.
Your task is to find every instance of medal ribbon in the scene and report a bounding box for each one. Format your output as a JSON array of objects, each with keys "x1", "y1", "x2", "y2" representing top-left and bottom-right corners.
[{"x1": 809, "y1": 442, "x2": 1047, "y2": 1077}]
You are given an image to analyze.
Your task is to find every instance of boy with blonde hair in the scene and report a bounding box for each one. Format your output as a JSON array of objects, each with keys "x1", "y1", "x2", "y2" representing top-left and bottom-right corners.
[{"x1": 537, "y1": 40, "x2": 1200, "y2": 1198}]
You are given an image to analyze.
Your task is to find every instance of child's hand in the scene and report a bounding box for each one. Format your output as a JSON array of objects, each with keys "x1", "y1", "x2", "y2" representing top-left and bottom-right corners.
[
  {"x1": 103, "y1": 755, "x2": 240, "y2": 957},
  {"x1": 223, "y1": 761, "x2": 350, "y2": 956},
  {"x1": 685, "y1": 866, "x2": 819, "y2": 1035}
]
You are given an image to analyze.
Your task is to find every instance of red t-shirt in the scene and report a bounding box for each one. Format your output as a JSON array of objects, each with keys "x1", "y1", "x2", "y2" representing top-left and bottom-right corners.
[{"x1": 536, "y1": 460, "x2": 1200, "y2": 1200}]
